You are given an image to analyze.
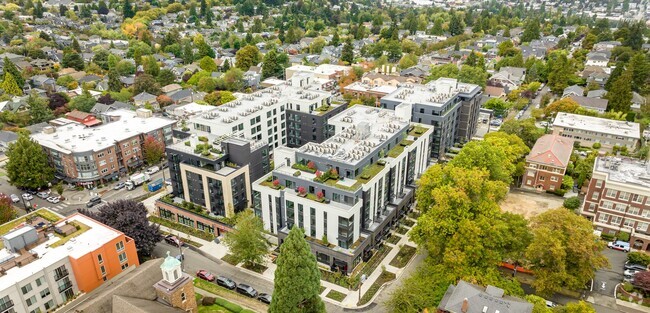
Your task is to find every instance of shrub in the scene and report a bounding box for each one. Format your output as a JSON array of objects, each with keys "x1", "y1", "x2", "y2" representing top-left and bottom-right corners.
[
  {"x1": 184, "y1": 141, "x2": 191, "y2": 146},
  {"x1": 272, "y1": 179, "x2": 280, "y2": 187},
  {"x1": 297, "y1": 186, "x2": 306, "y2": 194},
  {"x1": 198, "y1": 136, "x2": 208, "y2": 142},
  {"x1": 307, "y1": 161, "x2": 316, "y2": 169},
  {"x1": 618, "y1": 231, "x2": 631, "y2": 242},
  {"x1": 623, "y1": 282, "x2": 635, "y2": 292},
  {"x1": 563, "y1": 196, "x2": 581, "y2": 210},
  {"x1": 293, "y1": 171, "x2": 301, "y2": 177},
  {"x1": 201, "y1": 297, "x2": 216, "y2": 306},
  {"x1": 628, "y1": 252, "x2": 650, "y2": 266},
  {"x1": 214, "y1": 298, "x2": 243, "y2": 312},
  {"x1": 593, "y1": 142, "x2": 601, "y2": 149},
  {"x1": 601, "y1": 233, "x2": 616, "y2": 241},
  {"x1": 316, "y1": 191, "x2": 324, "y2": 199}
]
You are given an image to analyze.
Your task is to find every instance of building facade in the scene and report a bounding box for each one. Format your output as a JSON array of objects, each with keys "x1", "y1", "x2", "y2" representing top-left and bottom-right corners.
[
  {"x1": 521, "y1": 134, "x2": 574, "y2": 192},
  {"x1": 580, "y1": 157, "x2": 650, "y2": 251},
  {"x1": 0, "y1": 213, "x2": 139, "y2": 313},
  {"x1": 252, "y1": 106, "x2": 433, "y2": 273},
  {"x1": 552, "y1": 112, "x2": 640, "y2": 151},
  {"x1": 380, "y1": 78, "x2": 481, "y2": 159},
  {"x1": 31, "y1": 109, "x2": 174, "y2": 186}
]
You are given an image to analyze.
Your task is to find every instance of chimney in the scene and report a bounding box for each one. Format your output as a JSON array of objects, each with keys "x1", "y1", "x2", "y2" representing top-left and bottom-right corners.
[{"x1": 461, "y1": 298, "x2": 469, "y2": 313}]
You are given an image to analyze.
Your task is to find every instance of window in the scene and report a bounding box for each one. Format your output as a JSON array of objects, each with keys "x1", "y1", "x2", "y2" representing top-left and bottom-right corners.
[
  {"x1": 539, "y1": 176, "x2": 545, "y2": 181},
  {"x1": 22, "y1": 283, "x2": 33, "y2": 295},
  {"x1": 40, "y1": 288, "x2": 50, "y2": 299},
  {"x1": 588, "y1": 203, "x2": 596, "y2": 211},
  {"x1": 115, "y1": 241, "x2": 124, "y2": 252},
  {"x1": 598, "y1": 213, "x2": 610, "y2": 223},
  {"x1": 121, "y1": 263, "x2": 129, "y2": 270},
  {"x1": 624, "y1": 219, "x2": 635, "y2": 228},
  {"x1": 628, "y1": 207, "x2": 640, "y2": 215},
  {"x1": 600, "y1": 201, "x2": 613, "y2": 210},
  {"x1": 100, "y1": 265, "x2": 106, "y2": 276},
  {"x1": 614, "y1": 203, "x2": 626, "y2": 212},
  {"x1": 25, "y1": 296, "x2": 36, "y2": 306},
  {"x1": 619, "y1": 192, "x2": 630, "y2": 201},
  {"x1": 118, "y1": 252, "x2": 127, "y2": 263},
  {"x1": 632, "y1": 194, "x2": 644, "y2": 203},
  {"x1": 35, "y1": 276, "x2": 44, "y2": 287},
  {"x1": 637, "y1": 222, "x2": 649, "y2": 232},
  {"x1": 611, "y1": 216, "x2": 622, "y2": 225},
  {"x1": 606, "y1": 189, "x2": 618, "y2": 198},
  {"x1": 181, "y1": 292, "x2": 186, "y2": 302},
  {"x1": 550, "y1": 176, "x2": 558, "y2": 182},
  {"x1": 642, "y1": 210, "x2": 650, "y2": 218},
  {"x1": 44, "y1": 300, "x2": 54, "y2": 310},
  {"x1": 591, "y1": 192, "x2": 600, "y2": 200},
  {"x1": 97, "y1": 254, "x2": 103, "y2": 264}
]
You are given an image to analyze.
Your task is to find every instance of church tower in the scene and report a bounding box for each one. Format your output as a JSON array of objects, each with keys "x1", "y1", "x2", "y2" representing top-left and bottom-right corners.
[{"x1": 153, "y1": 252, "x2": 197, "y2": 312}]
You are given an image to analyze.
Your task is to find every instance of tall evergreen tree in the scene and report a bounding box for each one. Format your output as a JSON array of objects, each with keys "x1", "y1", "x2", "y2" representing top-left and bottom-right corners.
[
  {"x1": 521, "y1": 18, "x2": 541, "y2": 42},
  {"x1": 108, "y1": 68, "x2": 122, "y2": 92},
  {"x1": 269, "y1": 227, "x2": 325, "y2": 313},
  {"x1": 183, "y1": 42, "x2": 194, "y2": 64},
  {"x1": 3, "y1": 58, "x2": 24, "y2": 88},
  {"x1": 122, "y1": 0, "x2": 135, "y2": 19},
  {"x1": 449, "y1": 12, "x2": 464, "y2": 36},
  {"x1": 606, "y1": 68, "x2": 633, "y2": 112},
  {"x1": 262, "y1": 48, "x2": 288, "y2": 79},
  {"x1": 629, "y1": 53, "x2": 649, "y2": 94},
  {"x1": 1, "y1": 73, "x2": 22, "y2": 96},
  {"x1": 330, "y1": 31, "x2": 340, "y2": 46},
  {"x1": 605, "y1": 61, "x2": 624, "y2": 91},
  {"x1": 71, "y1": 36, "x2": 81, "y2": 53},
  {"x1": 27, "y1": 92, "x2": 53, "y2": 123},
  {"x1": 200, "y1": 0, "x2": 207, "y2": 17},
  {"x1": 6, "y1": 134, "x2": 54, "y2": 189},
  {"x1": 341, "y1": 37, "x2": 354, "y2": 64}
]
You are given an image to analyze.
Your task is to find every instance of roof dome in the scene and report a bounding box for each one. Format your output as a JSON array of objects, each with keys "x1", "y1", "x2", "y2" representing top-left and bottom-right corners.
[{"x1": 160, "y1": 251, "x2": 181, "y2": 272}]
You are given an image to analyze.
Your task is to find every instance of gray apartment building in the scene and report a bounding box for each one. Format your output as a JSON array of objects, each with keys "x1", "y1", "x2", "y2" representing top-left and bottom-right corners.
[{"x1": 380, "y1": 78, "x2": 481, "y2": 159}]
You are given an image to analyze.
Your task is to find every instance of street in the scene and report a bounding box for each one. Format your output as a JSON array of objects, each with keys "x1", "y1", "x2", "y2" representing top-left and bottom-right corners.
[{"x1": 0, "y1": 168, "x2": 170, "y2": 216}]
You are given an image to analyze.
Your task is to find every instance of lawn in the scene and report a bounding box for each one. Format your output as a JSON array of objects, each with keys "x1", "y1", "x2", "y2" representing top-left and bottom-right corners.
[
  {"x1": 320, "y1": 285, "x2": 326, "y2": 294},
  {"x1": 358, "y1": 271, "x2": 396, "y2": 305},
  {"x1": 0, "y1": 208, "x2": 60, "y2": 236},
  {"x1": 389, "y1": 245, "x2": 417, "y2": 268},
  {"x1": 193, "y1": 279, "x2": 264, "y2": 312},
  {"x1": 50, "y1": 222, "x2": 90, "y2": 248},
  {"x1": 221, "y1": 254, "x2": 239, "y2": 266},
  {"x1": 386, "y1": 235, "x2": 401, "y2": 245},
  {"x1": 395, "y1": 226, "x2": 409, "y2": 235},
  {"x1": 401, "y1": 219, "x2": 415, "y2": 227},
  {"x1": 242, "y1": 263, "x2": 267, "y2": 274},
  {"x1": 326, "y1": 290, "x2": 347, "y2": 302}
]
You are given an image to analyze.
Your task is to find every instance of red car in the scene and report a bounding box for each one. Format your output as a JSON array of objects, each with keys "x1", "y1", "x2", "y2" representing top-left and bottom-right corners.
[{"x1": 196, "y1": 270, "x2": 215, "y2": 282}]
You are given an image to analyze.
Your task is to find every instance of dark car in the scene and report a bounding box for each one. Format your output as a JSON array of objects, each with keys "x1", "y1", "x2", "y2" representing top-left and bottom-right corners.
[
  {"x1": 236, "y1": 284, "x2": 257, "y2": 298},
  {"x1": 624, "y1": 262, "x2": 648, "y2": 271},
  {"x1": 164, "y1": 235, "x2": 183, "y2": 247},
  {"x1": 197, "y1": 270, "x2": 215, "y2": 282},
  {"x1": 258, "y1": 293, "x2": 271, "y2": 304},
  {"x1": 86, "y1": 196, "x2": 102, "y2": 208},
  {"x1": 216, "y1": 276, "x2": 236, "y2": 290}
]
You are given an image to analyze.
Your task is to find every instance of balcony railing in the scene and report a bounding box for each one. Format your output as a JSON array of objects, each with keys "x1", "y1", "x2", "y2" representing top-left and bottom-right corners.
[
  {"x1": 0, "y1": 300, "x2": 14, "y2": 311},
  {"x1": 58, "y1": 280, "x2": 73, "y2": 293},
  {"x1": 54, "y1": 268, "x2": 69, "y2": 281}
]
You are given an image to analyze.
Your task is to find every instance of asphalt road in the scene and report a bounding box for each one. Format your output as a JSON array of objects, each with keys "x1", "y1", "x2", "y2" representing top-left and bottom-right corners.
[{"x1": 594, "y1": 248, "x2": 627, "y2": 297}]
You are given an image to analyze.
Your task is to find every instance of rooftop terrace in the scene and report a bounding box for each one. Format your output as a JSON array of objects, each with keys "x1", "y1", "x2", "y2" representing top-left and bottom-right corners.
[
  {"x1": 382, "y1": 78, "x2": 480, "y2": 107},
  {"x1": 595, "y1": 156, "x2": 650, "y2": 188}
]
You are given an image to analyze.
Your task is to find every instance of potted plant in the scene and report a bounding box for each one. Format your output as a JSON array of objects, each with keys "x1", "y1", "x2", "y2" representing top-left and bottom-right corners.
[
  {"x1": 297, "y1": 186, "x2": 307, "y2": 197},
  {"x1": 272, "y1": 179, "x2": 280, "y2": 189},
  {"x1": 307, "y1": 161, "x2": 316, "y2": 170},
  {"x1": 316, "y1": 191, "x2": 324, "y2": 202}
]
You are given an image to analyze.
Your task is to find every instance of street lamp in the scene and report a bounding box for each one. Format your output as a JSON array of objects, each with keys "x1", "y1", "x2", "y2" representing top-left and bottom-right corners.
[{"x1": 358, "y1": 274, "x2": 367, "y2": 302}]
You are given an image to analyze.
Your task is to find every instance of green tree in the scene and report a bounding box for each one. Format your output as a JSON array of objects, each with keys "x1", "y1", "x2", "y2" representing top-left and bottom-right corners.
[
  {"x1": 156, "y1": 69, "x2": 176, "y2": 86},
  {"x1": 525, "y1": 208, "x2": 608, "y2": 297},
  {"x1": 563, "y1": 301, "x2": 596, "y2": 313},
  {"x1": 2, "y1": 58, "x2": 24, "y2": 88},
  {"x1": 223, "y1": 68, "x2": 244, "y2": 91},
  {"x1": 199, "y1": 56, "x2": 218, "y2": 72},
  {"x1": 605, "y1": 62, "x2": 624, "y2": 91},
  {"x1": 521, "y1": 18, "x2": 541, "y2": 42},
  {"x1": 524, "y1": 295, "x2": 552, "y2": 313},
  {"x1": 133, "y1": 73, "x2": 161, "y2": 95},
  {"x1": 122, "y1": 0, "x2": 135, "y2": 19},
  {"x1": 68, "y1": 90, "x2": 96, "y2": 112},
  {"x1": 223, "y1": 210, "x2": 269, "y2": 267},
  {"x1": 606, "y1": 68, "x2": 633, "y2": 112},
  {"x1": 143, "y1": 135, "x2": 164, "y2": 165},
  {"x1": 483, "y1": 98, "x2": 511, "y2": 117},
  {"x1": 499, "y1": 118, "x2": 545, "y2": 148},
  {"x1": 197, "y1": 77, "x2": 216, "y2": 92},
  {"x1": 399, "y1": 53, "x2": 418, "y2": 69},
  {"x1": 269, "y1": 226, "x2": 325, "y2": 313},
  {"x1": 183, "y1": 42, "x2": 194, "y2": 64},
  {"x1": 142, "y1": 56, "x2": 160, "y2": 77},
  {"x1": 235, "y1": 45, "x2": 261, "y2": 70},
  {"x1": 330, "y1": 31, "x2": 340, "y2": 46},
  {"x1": 563, "y1": 196, "x2": 581, "y2": 210},
  {"x1": 1, "y1": 72, "x2": 22, "y2": 96},
  {"x1": 62, "y1": 49, "x2": 85, "y2": 71},
  {"x1": 6, "y1": 134, "x2": 54, "y2": 189},
  {"x1": 629, "y1": 53, "x2": 649, "y2": 94},
  {"x1": 262, "y1": 49, "x2": 289, "y2": 79},
  {"x1": 547, "y1": 52, "x2": 572, "y2": 95},
  {"x1": 108, "y1": 69, "x2": 122, "y2": 92},
  {"x1": 341, "y1": 37, "x2": 354, "y2": 64},
  {"x1": 544, "y1": 98, "x2": 580, "y2": 116},
  {"x1": 27, "y1": 93, "x2": 53, "y2": 123},
  {"x1": 448, "y1": 12, "x2": 464, "y2": 36},
  {"x1": 92, "y1": 49, "x2": 111, "y2": 71}
]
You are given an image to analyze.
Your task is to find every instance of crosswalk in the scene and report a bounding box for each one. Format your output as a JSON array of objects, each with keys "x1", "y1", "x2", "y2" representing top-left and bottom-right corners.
[{"x1": 49, "y1": 203, "x2": 69, "y2": 212}]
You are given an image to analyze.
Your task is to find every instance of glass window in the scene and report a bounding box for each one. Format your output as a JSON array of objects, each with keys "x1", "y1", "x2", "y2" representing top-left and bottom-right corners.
[
  {"x1": 100, "y1": 265, "x2": 106, "y2": 276},
  {"x1": 40, "y1": 288, "x2": 50, "y2": 299},
  {"x1": 115, "y1": 241, "x2": 124, "y2": 252},
  {"x1": 606, "y1": 189, "x2": 617, "y2": 198},
  {"x1": 97, "y1": 254, "x2": 103, "y2": 264},
  {"x1": 591, "y1": 192, "x2": 600, "y2": 200},
  {"x1": 35, "y1": 276, "x2": 44, "y2": 287},
  {"x1": 25, "y1": 296, "x2": 36, "y2": 306},
  {"x1": 22, "y1": 283, "x2": 32, "y2": 295},
  {"x1": 118, "y1": 252, "x2": 127, "y2": 263},
  {"x1": 637, "y1": 222, "x2": 649, "y2": 232}
]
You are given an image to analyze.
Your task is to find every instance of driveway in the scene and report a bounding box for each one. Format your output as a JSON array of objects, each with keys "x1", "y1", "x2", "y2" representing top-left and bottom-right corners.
[{"x1": 593, "y1": 248, "x2": 627, "y2": 296}]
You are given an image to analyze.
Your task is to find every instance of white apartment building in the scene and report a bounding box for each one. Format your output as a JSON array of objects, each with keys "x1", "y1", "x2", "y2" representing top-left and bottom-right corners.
[
  {"x1": 252, "y1": 106, "x2": 433, "y2": 273},
  {"x1": 552, "y1": 112, "x2": 640, "y2": 151}
]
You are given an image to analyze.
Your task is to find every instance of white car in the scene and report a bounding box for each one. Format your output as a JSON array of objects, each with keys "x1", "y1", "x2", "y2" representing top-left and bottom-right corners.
[
  {"x1": 22, "y1": 193, "x2": 33, "y2": 200},
  {"x1": 145, "y1": 166, "x2": 160, "y2": 175},
  {"x1": 10, "y1": 194, "x2": 20, "y2": 203},
  {"x1": 46, "y1": 196, "x2": 60, "y2": 204}
]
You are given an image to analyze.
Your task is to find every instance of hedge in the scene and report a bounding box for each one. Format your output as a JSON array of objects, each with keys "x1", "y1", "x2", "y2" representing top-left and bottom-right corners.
[{"x1": 215, "y1": 297, "x2": 243, "y2": 312}]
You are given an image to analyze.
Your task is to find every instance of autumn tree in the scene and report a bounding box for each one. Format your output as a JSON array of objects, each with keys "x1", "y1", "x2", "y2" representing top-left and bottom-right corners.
[
  {"x1": 544, "y1": 98, "x2": 580, "y2": 116},
  {"x1": 6, "y1": 134, "x2": 54, "y2": 189},
  {"x1": 0, "y1": 194, "x2": 15, "y2": 224},
  {"x1": 235, "y1": 45, "x2": 261, "y2": 70},
  {"x1": 3, "y1": 57, "x2": 24, "y2": 88},
  {"x1": 525, "y1": 208, "x2": 608, "y2": 297},
  {"x1": 142, "y1": 135, "x2": 164, "y2": 165}
]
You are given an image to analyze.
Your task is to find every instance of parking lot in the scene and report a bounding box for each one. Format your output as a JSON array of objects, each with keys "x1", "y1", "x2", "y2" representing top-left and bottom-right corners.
[{"x1": 594, "y1": 248, "x2": 628, "y2": 296}]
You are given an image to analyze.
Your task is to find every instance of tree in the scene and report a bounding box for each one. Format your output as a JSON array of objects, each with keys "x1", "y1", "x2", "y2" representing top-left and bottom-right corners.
[
  {"x1": 197, "y1": 77, "x2": 216, "y2": 92},
  {"x1": 80, "y1": 200, "x2": 161, "y2": 257},
  {"x1": 122, "y1": 0, "x2": 135, "y2": 19},
  {"x1": 157, "y1": 69, "x2": 176, "y2": 86},
  {"x1": 115, "y1": 60, "x2": 136, "y2": 76},
  {"x1": 48, "y1": 92, "x2": 69, "y2": 110},
  {"x1": 133, "y1": 73, "x2": 161, "y2": 95},
  {"x1": 499, "y1": 118, "x2": 545, "y2": 148},
  {"x1": 629, "y1": 53, "x2": 649, "y2": 94},
  {"x1": 108, "y1": 69, "x2": 122, "y2": 92},
  {"x1": 142, "y1": 56, "x2": 160, "y2": 77},
  {"x1": 62, "y1": 49, "x2": 84, "y2": 71},
  {"x1": 563, "y1": 196, "x2": 581, "y2": 210},
  {"x1": 1, "y1": 73, "x2": 22, "y2": 96},
  {"x1": 524, "y1": 295, "x2": 553, "y2": 313},
  {"x1": 628, "y1": 252, "x2": 650, "y2": 266},
  {"x1": 341, "y1": 37, "x2": 354, "y2": 64},
  {"x1": 28, "y1": 93, "x2": 53, "y2": 123},
  {"x1": 92, "y1": 49, "x2": 111, "y2": 71},
  {"x1": 199, "y1": 56, "x2": 218, "y2": 72},
  {"x1": 399, "y1": 53, "x2": 418, "y2": 69},
  {"x1": 564, "y1": 301, "x2": 596, "y2": 313},
  {"x1": 223, "y1": 211, "x2": 269, "y2": 268},
  {"x1": 235, "y1": 45, "x2": 261, "y2": 70},
  {"x1": 547, "y1": 52, "x2": 572, "y2": 95},
  {"x1": 97, "y1": 0, "x2": 109, "y2": 14},
  {"x1": 544, "y1": 98, "x2": 580, "y2": 116},
  {"x1": 0, "y1": 194, "x2": 15, "y2": 224},
  {"x1": 143, "y1": 135, "x2": 164, "y2": 165},
  {"x1": 521, "y1": 18, "x2": 541, "y2": 42},
  {"x1": 6, "y1": 134, "x2": 54, "y2": 189},
  {"x1": 605, "y1": 62, "x2": 624, "y2": 91},
  {"x1": 183, "y1": 42, "x2": 194, "y2": 64},
  {"x1": 525, "y1": 208, "x2": 608, "y2": 297},
  {"x1": 262, "y1": 49, "x2": 289, "y2": 79},
  {"x1": 223, "y1": 68, "x2": 244, "y2": 91},
  {"x1": 606, "y1": 68, "x2": 633, "y2": 113},
  {"x1": 448, "y1": 12, "x2": 464, "y2": 36},
  {"x1": 3, "y1": 57, "x2": 24, "y2": 88},
  {"x1": 68, "y1": 90, "x2": 97, "y2": 112},
  {"x1": 483, "y1": 98, "x2": 511, "y2": 117},
  {"x1": 330, "y1": 31, "x2": 340, "y2": 46},
  {"x1": 269, "y1": 226, "x2": 325, "y2": 313}
]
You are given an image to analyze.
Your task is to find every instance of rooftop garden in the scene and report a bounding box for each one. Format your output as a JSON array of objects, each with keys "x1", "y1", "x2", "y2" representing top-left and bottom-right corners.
[
  {"x1": 315, "y1": 104, "x2": 335, "y2": 116},
  {"x1": 292, "y1": 161, "x2": 317, "y2": 173},
  {"x1": 0, "y1": 209, "x2": 60, "y2": 237},
  {"x1": 408, "y1": 125, "x2": 428, "y2": 138},
  {"x1": 183, "y1": 139, "x2": 223, "y2": 160},
  {"x1": 387, "y1": 140, "x2": 414, "y2": 158},
  {"x1": 50, "y1": 221, "x2": 90, "y2": 248},
  {"x1": 259, "y1": 176, "x2": 285, "y2": 190},
  {"x1": 158, "y1": 194, "x2": 236, "y2": 226}
]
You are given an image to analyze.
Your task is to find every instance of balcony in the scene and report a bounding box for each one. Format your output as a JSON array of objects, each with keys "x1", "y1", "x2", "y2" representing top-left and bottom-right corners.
[
  {"x1": 54, "y1": 268, "x2": 69, "y2": 281},
  {"x1": 58, "y1": 280, "x2": 73, "y2": 293},
  {"x1": 0, "y1": 300, "x2": 13, "y2": 312}
]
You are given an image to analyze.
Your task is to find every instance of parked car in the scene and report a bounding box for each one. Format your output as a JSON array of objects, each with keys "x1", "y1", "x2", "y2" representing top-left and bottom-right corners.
[
  {"x1": 47, "y1": 196, "x2": 60, "y2": 204},
  {"x1": 22, "y1": 193, "x2": 33, "y2": 200},
  {"x1": 624, "y1": 269, "x2": 644, "y2": 277},
  {"x1": 624, "y1": 262, "x2": 648, "y2": 271},
  {"x1": 608, "y1": 240, "x2": 631, "y2": 252},
  {"x1": 545, "y1": 300, "x2": 557, "y2": 308},
  {"x1": 86, "y1": 196, "x2": 102, "y2": 208},
  {"x1": 236, "y1": 284, "x2": 258, "y2": 298},
  {"x1": 10, "y1": 194, "x2": 20, "y2": 203},
  {"x1": 196, "y1": 270, "x2": 215, "y2": 282},
  {"x1": 145, "y1": 166, "x2": 160, "y2": 175},
  {"x1": 164, "y1": 235, "x2": 183, "y2": 247},
  {"x1": 257, "y1": 293, "x2": 272, "y2": 304},
  {"x1": 114, "y1": 182, "x2": 126, "y2": 190},
  {"x1": 216, "y1": 276, "x2": 236, "y2": 290},
  {"x1": 37, "y1": 191, "x2": 50, "y2": 199},
  {"x1": 165, "y1": 179, "x2": 172, "y2": 186}
]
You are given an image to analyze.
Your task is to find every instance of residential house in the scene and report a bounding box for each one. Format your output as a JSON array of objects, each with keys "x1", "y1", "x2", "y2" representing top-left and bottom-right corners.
[
  {"x1": 0, "y1": 130, "x2": 18, "y2": 153},
  {"x1": 30, "y1": 59, "x2": 55, "y2": 71},
  {"x1": 437, "y1": 280, "x2": 533, "y2": 313},
  {"x1": 521, "y1": 134, "x2": 574, "y2": 192},
  {"x1": 562, "y1": 85, "x2": 584, "y2": 98},
  {"x1": 552, "y1": 112, "x2": 640, "y2": 151},
  {"x1": 568, "y1": 95, "x2": 608, "y2": 113},
  {"x1": 133, "y1": 92, "x2": 159, "y2": 108},
  {"x1": 31, "y1": 75, "x2": 56, "y2": 89},
  {"x1": 631, "y1": 92, "x2": 646, "y2": 112},
  {"x1": 488, "y1": 67, "x2": 526, "y2": 89},
  {"x1": 65, "y1": 110, "x2": 102, "y2": 127}
]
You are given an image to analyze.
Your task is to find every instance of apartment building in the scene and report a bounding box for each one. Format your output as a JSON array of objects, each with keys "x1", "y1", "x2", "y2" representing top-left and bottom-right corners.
[
  {"x1": 552, "y1": 112, "x2": 640, "y2": 151},
  {"x1": 31, "y1": 109, "x2": 174, "y2": 187},
  {"x1": 380, "y1": 78, "x2": 482, "y2": 158},
  {"x1": 521, "y1": 134, "x2": 574, "y2": 192},
  {"x1": 285, "y1": 64, "x2": 351, "y2": 82},
  {"x1": 0, "y1": 212, "x2": 139, "y2": 313},
  {"x1": 162, "y1": 133, "x2": 270, "y2": 220},
  {"x1": 252, "y1": 106, "x2": 433, "y2": 273},
  {"x1": 581, "y1": 157, "x2": 650, "y2": 251},
  {"x1": 187, "y1": 73, "x2": 341, "y2": 151}
]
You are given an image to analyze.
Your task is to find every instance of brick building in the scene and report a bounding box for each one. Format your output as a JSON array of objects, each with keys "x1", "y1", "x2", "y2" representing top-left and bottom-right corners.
[{"x1": 521, "y1": 134, "x2": 574, "y2": 192}]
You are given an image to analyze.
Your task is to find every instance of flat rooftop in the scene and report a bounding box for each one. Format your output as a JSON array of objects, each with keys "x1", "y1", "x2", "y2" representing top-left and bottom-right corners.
[
  {"x1": 595, "y1": 157, "x2": 650, "y2": 188},
  {"x1": 31, "y1": 109, "x2": 175, "y2": 154},
  {"x1": 298, "y1": 106, "x2": 409, "y2": 165},
  {"x1": 382, "y1": 78, "x2": 479, "y2": 107},
  {"x1": 0, "y1": 214, "x2": 122, "y2": 291},
  {"x1": 168, "y1": 132, "x2": 266, "y2": 161},
  {"x1": 553, "y1": 112, "x2": 640, "y2": 139}
]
